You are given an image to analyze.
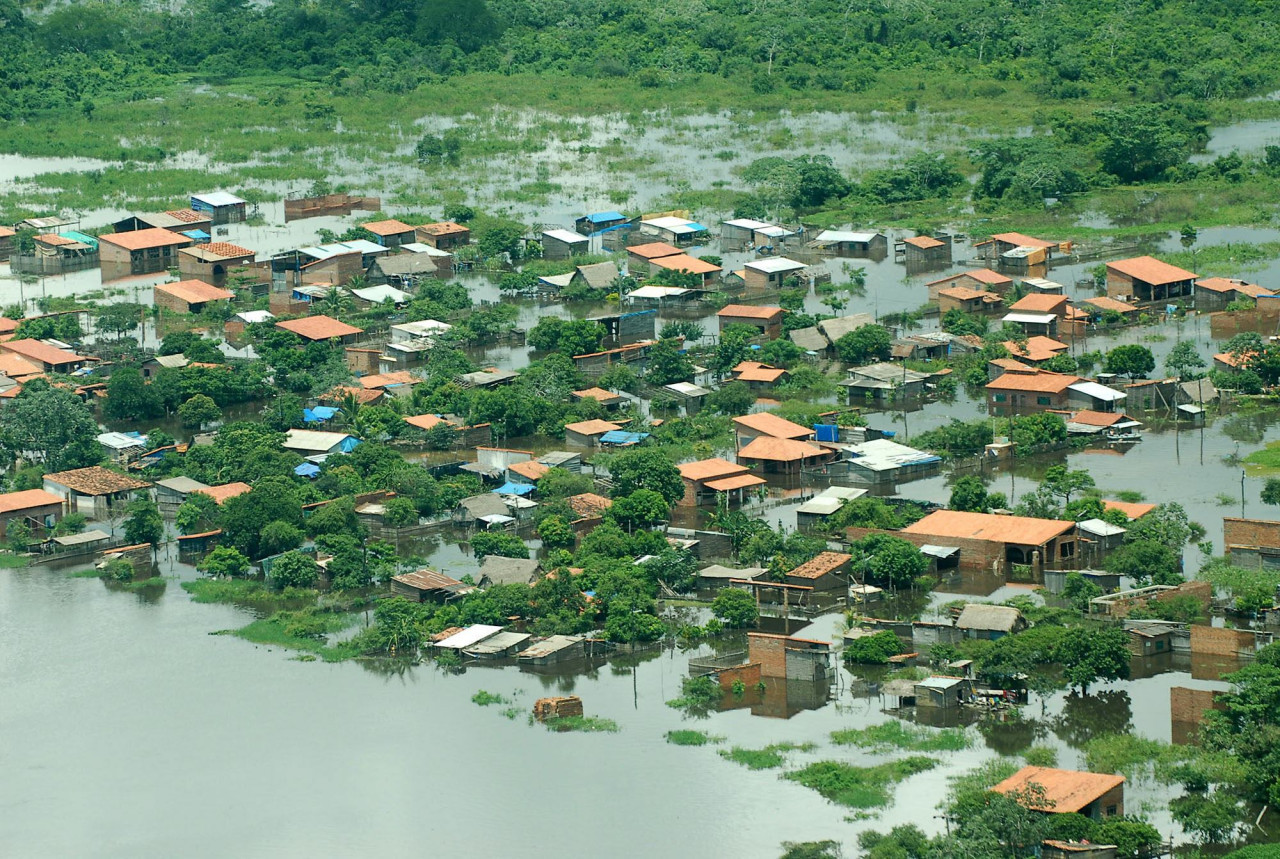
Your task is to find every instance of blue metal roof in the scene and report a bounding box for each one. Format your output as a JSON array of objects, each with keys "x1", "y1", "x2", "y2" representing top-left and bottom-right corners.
[
  {"x1": 294, "y1": 463, "x2": 321, "y2": 477},
  {"x1": 182, "y1": 229, "x2": 211, "y2": 241},
  {"x1": 599, "y1": 430, "x2": 649, "y2": 445},
  {"x1": 584, "y1": 211, "x2": 625, "y2": 223},
  {"x1": 685, "y1": 222, "x2": 708, "y2": 232},
  {"x1": 493, "y1": 482, "x2": 535, "y2": 496},
  {"x1": 60, "y1": 230, "x2": 99, "y2": 249},
  {"x1": 302, "y1": 406, "x2": 338, "y2": 423}
]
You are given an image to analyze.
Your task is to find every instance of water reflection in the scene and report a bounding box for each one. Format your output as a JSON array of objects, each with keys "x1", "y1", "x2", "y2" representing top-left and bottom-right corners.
[{"x1": 1053, "y1": 690, "x2": 1134, "y2": 748}]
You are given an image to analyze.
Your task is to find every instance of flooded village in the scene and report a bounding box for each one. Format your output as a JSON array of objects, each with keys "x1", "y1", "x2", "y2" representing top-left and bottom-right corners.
[{"x1": 8, "y1": 130, "x2": 1280, "y2": 859}]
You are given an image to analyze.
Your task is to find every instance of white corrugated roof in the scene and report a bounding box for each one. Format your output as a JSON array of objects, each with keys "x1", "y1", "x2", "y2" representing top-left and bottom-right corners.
[
  {"x1": 543, "y1": 228, "x2": 588, "y2": 244},
  {"x1": 629, "y1": 285, "x2": 689, "y2": 299},
  {"x1": 351, "y1": 285, "x2": 409, "y2": 304},
  {"x1": 434, "y1": 624, "x2": 504, "y2": 650},
  {"x1": 191, "y1": 191, "x2": 245, "y2": 207},
  {"x1": 1002, "y1": 312, "x2": 1058, "y2": 324},
  {"x1": 814, "y1": 230, "x2": 880, "y2": 243},
  {"x1": 1068, "y1": 382, "x2": 1126, "y2": 401},
  {"x1": 400, "y1": 242, "x2": 451, "y2": 256},
  {"x1": 723, "y1": 218, "x2": 773, "y2": 230},
  {"x1": 745, "y1": 257, "x2": 806, "y2": 274}
]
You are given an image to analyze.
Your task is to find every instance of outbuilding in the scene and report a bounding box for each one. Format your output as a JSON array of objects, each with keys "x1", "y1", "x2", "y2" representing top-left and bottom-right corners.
[
  {"x1": 716, "y1": 304, "x2": 785, "y2": 339},
  {"x1": 154, "y1": 280, "x2": 236, "y2": 314},
  {"x1": 43, "y1": 467, "x2": 151, "y2": 519},
  {"x1": 190, "y1": 192, "x2": 248, "y2": 225},
  {"x1": 541, "y1": 228, "x2": 590, "y2": 260},
  {"x1": 0, "y1": 488, "x2": 64, "y2": 539},
  {"x1": 98, "y1": 228, "x2": 194, "y2": 278}
]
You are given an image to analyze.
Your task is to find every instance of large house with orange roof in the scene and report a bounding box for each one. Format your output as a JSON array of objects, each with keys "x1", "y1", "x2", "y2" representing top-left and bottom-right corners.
[
  {"x1": 0, "y1": 339, "x2": 89, "y2": 373},
  {"x1": 98, "y1": 228, "x2": 194, "y2": 278},
  {"x1": 732, "y1": 412, "x2": 813, "y2": 449},
  {"x1": 362, "y1": 219, "x2": 417, "y2": 248},
  {"x1": 986, "y1": 368, "x2": 1080, "y2": 414},
  {"x1": 927, "y1": 268, "x2": 1013, "y2": 300},
  {"x1": 716, "y1": 305, "x2": 785, "y2": 339},
  {"x1": 177, "y1": 242, "x2": 255, "y2": 285},
  {"x1": 902, "y1": 509, "x2": 1078, "y2": 572},
  {"x1": 1195, "y1": 276, "x2": 1275, "y2": 312},
  {"x1": 415, "y1": 221, "x2": 470, "y2": 251},
  {"x1": 1105, "y1": 256, "x2": 1197, "y2": 304},
  {"x1": 992, "y1": 767, "x2": 1125, "y2": 820},
  {"x1": 275, "y1": 315, "x2": 364, "y2": 344},
  {"x1": 676, "y1": 458, "x2": 767, "y2": 506},
  {"x1": 154, "y1": 280, "x2": 236, "y2": 314},
  {"x1": 736, "y1": 436, "x2": 835, "y2": 475}
]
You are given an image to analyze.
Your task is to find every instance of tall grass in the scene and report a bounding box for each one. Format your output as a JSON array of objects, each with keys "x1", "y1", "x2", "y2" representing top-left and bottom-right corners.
[
  {"x1": 720, "y1": 742, "x2": 815, "y2": 770},
  {"x1": 785, "y1": 757, "x2": 938, "y2": 809},
  {"x1": 830, "y1": 721, "x2": 971, "y2": 752}
]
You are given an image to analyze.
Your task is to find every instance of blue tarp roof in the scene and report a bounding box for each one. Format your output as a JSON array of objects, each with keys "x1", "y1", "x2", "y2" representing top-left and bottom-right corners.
[
  {"x1": 183, "y1": 229, "x2": 211, "y2": 240},
  {"x1": 294, "y1": 463, "x2": 321, "y2": 477},
  {"x1": 583, "y1": 211, "x2": 625, "y2": 223},
  {"x1": 686, "y1": 222, "x2": 708, "y2": 232},
  {"x1": 493, "y1": 482, "x2": 535, "y2": 496},
  {"x1": 302, "y1": 406, "x2": 338, "y2": 423},
  {"x1": 600, "y1": 430, "x2": 649, "y2": 445},
  {"x1": 60, "y1": 230, "x2": 99, "y2": 249},
  {"x1": 336, "y1": 436, "x2": 361, "y2": 453}
]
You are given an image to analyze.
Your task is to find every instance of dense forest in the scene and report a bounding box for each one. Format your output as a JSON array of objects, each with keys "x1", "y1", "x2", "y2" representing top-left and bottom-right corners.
[{"x1": 0, "y1": 0, "x2": 1275, "y2": 119}]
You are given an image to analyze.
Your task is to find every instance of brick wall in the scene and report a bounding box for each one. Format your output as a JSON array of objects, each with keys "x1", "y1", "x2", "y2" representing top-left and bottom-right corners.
[
  {"x1": 713, "y1": 663, "x2": 762, "y2": 691},
  {"x1": 1158, "y1": 580, "x2": 1212, "y2": 609},
  {"x1": 154, "y1": 289, "x2": 190, "y2": 314},
  {"x1": 748, "y1": 633, "x2": 787, "y2": 678},
  {"x1": 1191, "y1": 625, "x2": 1258, "y2": 657},
  {"x1": 345, "y1": 348, "x2": 380, "y2": 376},
  {"x1": 1170, "y1": 686, "x2": 1221, "y2": 745},
  {"x1": 1224, "y1": 517, "x2": 1280, "y2": 553}
]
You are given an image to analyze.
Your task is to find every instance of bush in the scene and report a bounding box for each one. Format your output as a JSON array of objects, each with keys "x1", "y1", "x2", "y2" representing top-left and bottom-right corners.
[
  {"x1": 712, "y1": 587, "x2": 759, "y2": 628},
  {"x1": 842, "y1": 630, "x2": 903, "y2": 665}
]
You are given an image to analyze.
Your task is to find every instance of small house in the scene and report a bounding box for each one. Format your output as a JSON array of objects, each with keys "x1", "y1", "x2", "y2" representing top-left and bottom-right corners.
[
  {"x1": 43, "y1": 467, "x2": 151, "y2": 519},
  {"x1": 1009, "y1": 293, "x2": 1069, "y2": 322},
  {"x1": 795, "y1": 486, "x2": 867, "y2": 530},
  {"x1": 663, "y1": 381, "x2": 711, "y2": 414},
  {"x1": 540, "y1": 229, "x2": 589, "y2": 260},
  {"x1": 570, "y1": 262, "x2": 620, "y2": 293},
  {"x1": 1002, "y1": 336, "x2": 1071, "y2": 365},
  {"x1": 98, "y1": 228, "x2": 194, "y2": 278},
  {"x1": 742, "y1": 258, "x2": 806, "y2": 291},
  {"x1": 113, "y1": 210, "x2": 213, "y2": 235},
  {"x1": 390, "y1": 569, "x2": 473, "y2": 603},
  {"x1": 275, "y1": 315, "x2": 364, "y2": 345},
  {"x1": 937, "y1": 286, "x2": 1002, "y2": 315},
  {"x1": 434, "y1": 624, "x2": 504, "y2": 652},
  {"x1": 730, "y1": 361, "x2": 789, "y2": 392},
  {"x1": 697, "y1": 564, "x2": 767, "y2": 588},
  {"x1": 1042, "y1": 842, "x2": 1118, "y2": 859},
  {"x1": 478, "y1": 555, "x2": 540, "y2": 587},
  {"x1": 350, "y1": 284, "x2": 410, "y2": 307},
  {"x1": 563, "y1": 419, "x2": 624, "y2": 448},
  {"x1": 1002, "y1": 311, "x2": 1060, "y2": 338},
  {"x1": 986, "y1": 369, "x2": 1080, "y2": 415},
  {"x1": 519, "y1": 634, "x2": 586, "y2": 665},
  {"x1": 1081, "y1": 296, "x2": 1140, "y2": 322},
  {"x1": 464, "y1": 630, "x2": 533, "y2": 658},
  {"x1": 177, "y1": 242, "x2": 254, "y2": 285},
  {"x1": 0, "y1": 488, "x2": 64, "y2": 539},
  {"x1": 18, "y1": 233, "x2": 99, "y2": 275},
  {"x1": 571, "y1": 387, "x2": 626, "y2": 409},
  {"x1": 914, "y1": 676, "x2": 970, "y2": 709},
  {"x1": 153, "y1": 476, "x2": 211, "y2": 509},
  {"x1": 361, "y1": 219, "x2": 417, "y2": 248},
  {"x1": 97, "y1": 431, "x2": 149, "y2": 464},
  {"x1": 927, "y1": 269, "x2": 1012, "y2": 300},
  {"x1": 1022, "y1": 277, "x2": 1065, "y2": 295},
  {"x1": 842, "y1": 363, "x2": 931, "y2": 404},
  {"x1": 154, "y1": 280, "x2": 236, "y2": 315},
  {"x1": 731, "y1": 412, "x2": 813, "y2": 448},
  {"x1": 1195, "y1": 277, "x2": 1274, "y2": 312},
  {"x1": 282, "y1": 429, "x2": 361, "y2": 457},
  {"x1": 837, "y1": 438, "x2": 940, "y2": 486},
  {"x1": 626, "y1": 242, "x2": 682, "y2": 275},
  {"x1": 716, "y1": 305, "x2": 784, "y2": 339},
  {"x1": 454, "y1": 494, "x2": 515, "y2": 530},
  {"x1": 677, "y1": 458, "x2": 765, "y2": 507},
  {"x1": 991, "y1": 767, "x2": 1125, "y2": 820},
  {"x1": 785, "y1": 551, "x2": 852, "y2": 591},
  {"x1": 650, "y1": 253, "x2": 721, "y2": 287},
  {"x1": 901, "y1": 235, "x2": 951, "y2": 265},
  {"x1": 1106, "y1": 256, "x2": 1197, "y2": 305},
  {"x1": 0, "y1": 339, "x2": 87, "y2": 373},
  {"x1": 638, "y1": 216, "x2": 706, "y2": 245},
  {"x1": 737, "y1": 436, "x2": 834, "y2": 475},
  {"x1": 1126, "y1": 622, "x2": 1173, "y2": 657},
  {"x1": 190, "y1": 192, "x2": 247, "y2": 225},
  {"x1": 903, "y1": 510, "x2": 1077, "y2": 572},
  {"x1": 1067, "y1": 381, "x2": 1127, "y2": 413},
  {"x1": 955, "y1": 604, "x2": 1028, "y2": 640},
  {"x1": 415, "y1": 221, "x2": 471, "y2": 250},
  {"x1": 747, "y1": 632, "x2": 832, "y2": 681},
  {"x1": 575, "y1": 211, "x2": 629, "y2": 235},
  {"x1": 811, "y1": 229, "x2": 888, "y2": 257}
]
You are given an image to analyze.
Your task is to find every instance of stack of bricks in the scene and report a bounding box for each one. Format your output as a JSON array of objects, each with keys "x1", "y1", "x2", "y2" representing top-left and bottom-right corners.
[{"x1": 533, "y1": 696, "x2": 584, "y2": 721}]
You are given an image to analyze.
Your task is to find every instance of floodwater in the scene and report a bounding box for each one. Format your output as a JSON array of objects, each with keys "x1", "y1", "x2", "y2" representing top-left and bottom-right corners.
[{"x1": 0, "y1": 553, "x2": 1237, "y2": 857}]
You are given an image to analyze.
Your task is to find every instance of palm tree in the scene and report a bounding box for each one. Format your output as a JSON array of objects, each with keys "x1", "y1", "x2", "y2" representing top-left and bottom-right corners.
[{"x1": 320, "y1": 287, "x2": 354, "y2": 317}]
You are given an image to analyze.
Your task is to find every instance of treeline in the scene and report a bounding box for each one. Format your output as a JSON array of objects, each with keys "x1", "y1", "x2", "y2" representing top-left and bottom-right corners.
[{"x1": 0, "y1": 0, "x2": 1275, "y2": 116}]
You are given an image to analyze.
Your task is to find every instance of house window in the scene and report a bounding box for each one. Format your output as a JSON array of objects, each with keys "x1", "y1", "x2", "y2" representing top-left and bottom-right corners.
[
  {"x1": 1105, "y1": 805, "x2": 1117, "y2": 817},
  {"x1": 1036, "y1": 396, "x2": 1051, "y2": 406},
  {"x1": 1059, "y1": 542, "x2": 1075, "y2": 558},
  {"x1": 994, "y1": 394, "x2": 1007, "y2": 403},
  {"x1": 1156, "y1": 640, "x2": 1165, "y2": 651}
]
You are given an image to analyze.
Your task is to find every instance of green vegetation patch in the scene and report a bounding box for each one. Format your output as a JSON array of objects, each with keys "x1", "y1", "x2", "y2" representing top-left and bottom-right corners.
[
  {"x1": 182, "y1": 578, "x2": 318, "y2": 612},
  {"x1": 227, "y1": 609, "x2": 360, "y2": 663},
  {"x1": 472, "y1": 690, "x2": 509, "y2": 707},
  {"x1": 1245, "y1": 442, "x2": 1280, "y2": 472},
  {"x1": 0, "y1": 552, "x2": 29, "y2": 568},
  {"x1": 666, "y1": 730, "x2": 717, "y2": 746},
  {"x1": 785, "y1": 757, "x2": 938, "y2": 809},
  {"x1": 830, "y1": 721, "x2": 971, "y2": 753},
  {"x1": 541, "y1": 716, "x2": 620, "y2": 733},
  {"x1": 720, "y1": 742, "x2": 814, "y2": 770}
]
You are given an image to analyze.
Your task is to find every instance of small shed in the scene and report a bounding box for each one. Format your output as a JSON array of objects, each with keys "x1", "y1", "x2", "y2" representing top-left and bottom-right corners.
[
  {"x1": 575, "y1": 211, "x2": 629, "y2": 235},
  {"x1": 434, "y1": 624, "x2": 504, "y2": 651},
  {"x1": 519, "y1": 634, "x2": 586, "y2": 665},
  {"x1": 465, "y1": 630, "x2": 533, "y2": 658},
  {"x1": 541, "y1": 228, "x2": 590, "y2": 260},
  {"x1": 784, "y1": 551, "x2": 853, "y2": 591},
  {"x1": 955, "y1": 604, "x2": 1028, "y2": 640},
  {"x1": 1077, "y1": 518, "x2": 1127, "y2": 552},
  {"x1": 812, "y1": 230, "x2": 888, "y2": 257},
  {"x1": 914, "y1": 675, "x2": 969, "y2": 709},
  {"x1": 563, "y1": 419, "x2": 623, "y2": 448},
  {"x1": 901, "y1": 235, "x2": 952, "y2": 265},
  {"x1": 696, "y1": 564, "x2": 767, "y2": 588},
  {"x1": 190, "y1": 192, "x2": 248, "y2": 225},
  {"x1": 154, "y1": 476, "x2": 211, "y2": 509},
  {"x1": 1126, "y1": 622, "x2": 1174, "y2": 657},
  {"x1": 390, "y1": 569, "x2": 473, "y2": 603}
]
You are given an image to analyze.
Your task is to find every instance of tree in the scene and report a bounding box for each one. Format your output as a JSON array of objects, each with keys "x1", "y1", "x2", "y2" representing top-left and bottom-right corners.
[
  {"x1": 1094, "y1": 105, "x2": 1190, "y2": 183},
  {"x1": 950, "y1": 476, "x2": 998, "y2": 512},
  {"x1": 645, "y1": 339, "x2": 694, "y2": 385},
  {"x1": 1108, "y1": 539, "x2": 1183, "y2": 585},
  {"x1": 382, "y1": 496, "x2": 419, "y2": 527},
  {"x1": 835, "y1": 324, "x2": 892, "y2": 365},
  {"x1": 527, "y1": 317, "x2": 605, "y2": 356},
  {"x1": 603, "y1": 596, "x2": 665, "y2": 643},
  {"x1": 6, "y1": 519, "x2": 32, "y2": 552},
  {"x1": 1264, "y1": 479, "x2": 1280, "y2": 507},
  {"x1": 269, "y1": 551, "x2": 318, "y2": 590},
  {"x1": 842, "y1": 629, "x2": 903, "y2": 664},
  {"x1": 95, "y1": 303, "x2": 142, "y2": 339},
  {"x1": 1104, "y1": 344, "x2": 1156, "y2": 379},
  {"x1": 178, "y1": 394, "x2": 222, "y2": 429},
  {"x1": 123, "y1": 499, "x2": 164, "y2": 548},
  {"x1": 306, "y1": 496, "x2": 364, "y2": 539},
  {"x1": 470, "y1": 531, "x2": 529, "y2": 560},
  {"x1": 707, "y1": 381, "x2": 756, "y2": 416},
  {"x1": 197, "y1": 546, "x2": 251, "y2": 578},
  {"x1": 1058, "y1": 627, "x2": 1131, "y2": 694},
  {"x1": 258, "y1": 521, "x2": 304, "y2": 557},
  {"x1": 1062, "y1": 573, "x2": 1103, "y2": 612},
  {"x1": 609, "y1": 489, "x2": 670, "y2": 530},
  {"x1": 220, "y1": 477, "x2": 304, "y2": 558},
  {"x1": 537, "y1": 468, "x2": 594, "y2": 499},
  {"x1": 1167, "y1": 341, "x2": 1206, "y2": 379},
  {"x1": 852, "y1": 533, "x2": 928, "y2": 589},
  {"x1": 536, "y1": 514, "x2": 576, "y2": 550},
  {"x1": 1040, "y1": 465, "x2": 1095, "y2": 505},
  {"x1": 103, "y1": 367, "x2": 163, "y2": 421},
  {"x1": 712, "y1": 588, "x2": 758, "y2": 628},
  {"x1": 606, "y1": 448, "x2": 684, "y2": 505},
  {"x1": 175, "y1": 492, "x2": 220, "y2": 535},
  {"x1": 1125, "y1": 503, "x2": 1193, "y2": 551}
]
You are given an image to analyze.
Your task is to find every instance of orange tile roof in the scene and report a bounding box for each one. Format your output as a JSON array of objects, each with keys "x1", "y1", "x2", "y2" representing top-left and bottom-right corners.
[
  {"x1": 358, "y1": 371, "x2": 418, "y2": 389},
  {"x1": 196, "y1": 241, "x2": 254, "y2": 259},
  {"x1": 0, "y1": 352, "x2": 44, "y2": 379},
  {"x1": 572, "y1": 387, "x2": 622, "y2": 402},
  {"x1": 733, "y1": 412, "x2": 812, "y2": 439},
  {"x1": 736, "y1": 365, "x2": 788, "y2": 383},
  {"x1": 903, "y1": 510, "x2": 1075, "y2": 546},
  {"x1": 788, "y1": 551, "x2": 853, "y2": 579},
  {"x1": 678, "y1": 458, "x2": 748, "y2": 482},
  {"x1": 403, "y1": 413, "x2": 454, "y2": 431},
  {"x1": 196, "y1": 482, "x2": 252, "y2": 505},
  {"x1": 965, "y1": 268, "x2": 1013, "y2": 284},
  {"x1": 564, "y1": 419, "x2": 623, "y2": 436},
  {"x1": 718, "y1": 304, "x2": 784, "y2": 320},
  {"x1": 417, "y1": 221, "x2": 469, "y2": 237},
  {"x1": 1003, "y1": 336, "x2": 1070, "y2": 363},
  {"x1": 99, "y1": 228, "x2": 192, "y2": 251},
  {"x1": 990, "y1": 357, "x2": 1034, "y2": 371},
  {"x1": 0, "y1": 318, "x2": 19, "y2": 334},
  {"x1": 990, "y1": 232, "x2": 1056, "y2": 249},
  {"x1": 1197, "y1": 277, "x2": 1273, "y2": 298},
  {"x1": 1103, "y1": 500, "x2": 1156, "y2": 519},
  {"x1": 155, "y1": 280, "x2": 235, "y2": 304},
  {"x1": 275, "y1": 315, "x2": 364, "y2": 340},
  {"x1": 1082, "y1": 296, "x2": 1138, "y2": 314},
  {"x1": 323, "y1": 385, "x2": 381, "y2": 405},
  {"x1": 566, "y1": 492, "x2": 613, "y2": 518},
  {"x1": 991, "y1": 767, "x2": 1125, "y2": 814},
  {"x1": 704, "y1": 473, "x2": 767, "y2": 492},
  {"x1": 36, "y1": 233, "x2": 77, "y2": 247},
  {"x1": 0, "y1": 339, "x2": 86, "y2": 367},
  {"x1": 737, "y1": 436, "x2": 827, "y2": 462},
  {"x1": 508, "y1": 460, "x2": 549, "y2": 481},
  {"x1": 904, "y1": 235, "x2": 945, "y2": 249},
  {"x1": 986, "y1": 369, "x2": 1078, "y2": 393},
  {"x1": 939, "y1": 286, "x2": 1001, "y2": 302},
  {"x1": 650, "y1": 253, "x2": 722, "y2": 275},
  {"x1": 1107, "y1": 256, "x2": 1197, "y2": 286},
  {"x1": 1070, "y1": 410, "x2": 1127, "y2": 428},
  {"x1": 362, "y1": 219, "x2": 416, "y2": 236},
  {"x1": 0, "y1": 226, "x2": 15, "y2": 238},
  {"x1": 0, "y1": 488, "x2": 64, "y2": 514},
  {"x1": 164, "y1": 209, "x2": 206, "y2": 223},
  {"x1": 1009, "y1": 294, "x2": 1069, "y2": 313},
  {"x1": 627, "y1": 242, "x2": 682, "y2": 260},
  {"x1": 44, "y1": 466, "x2": 150, "y2": 496}
]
